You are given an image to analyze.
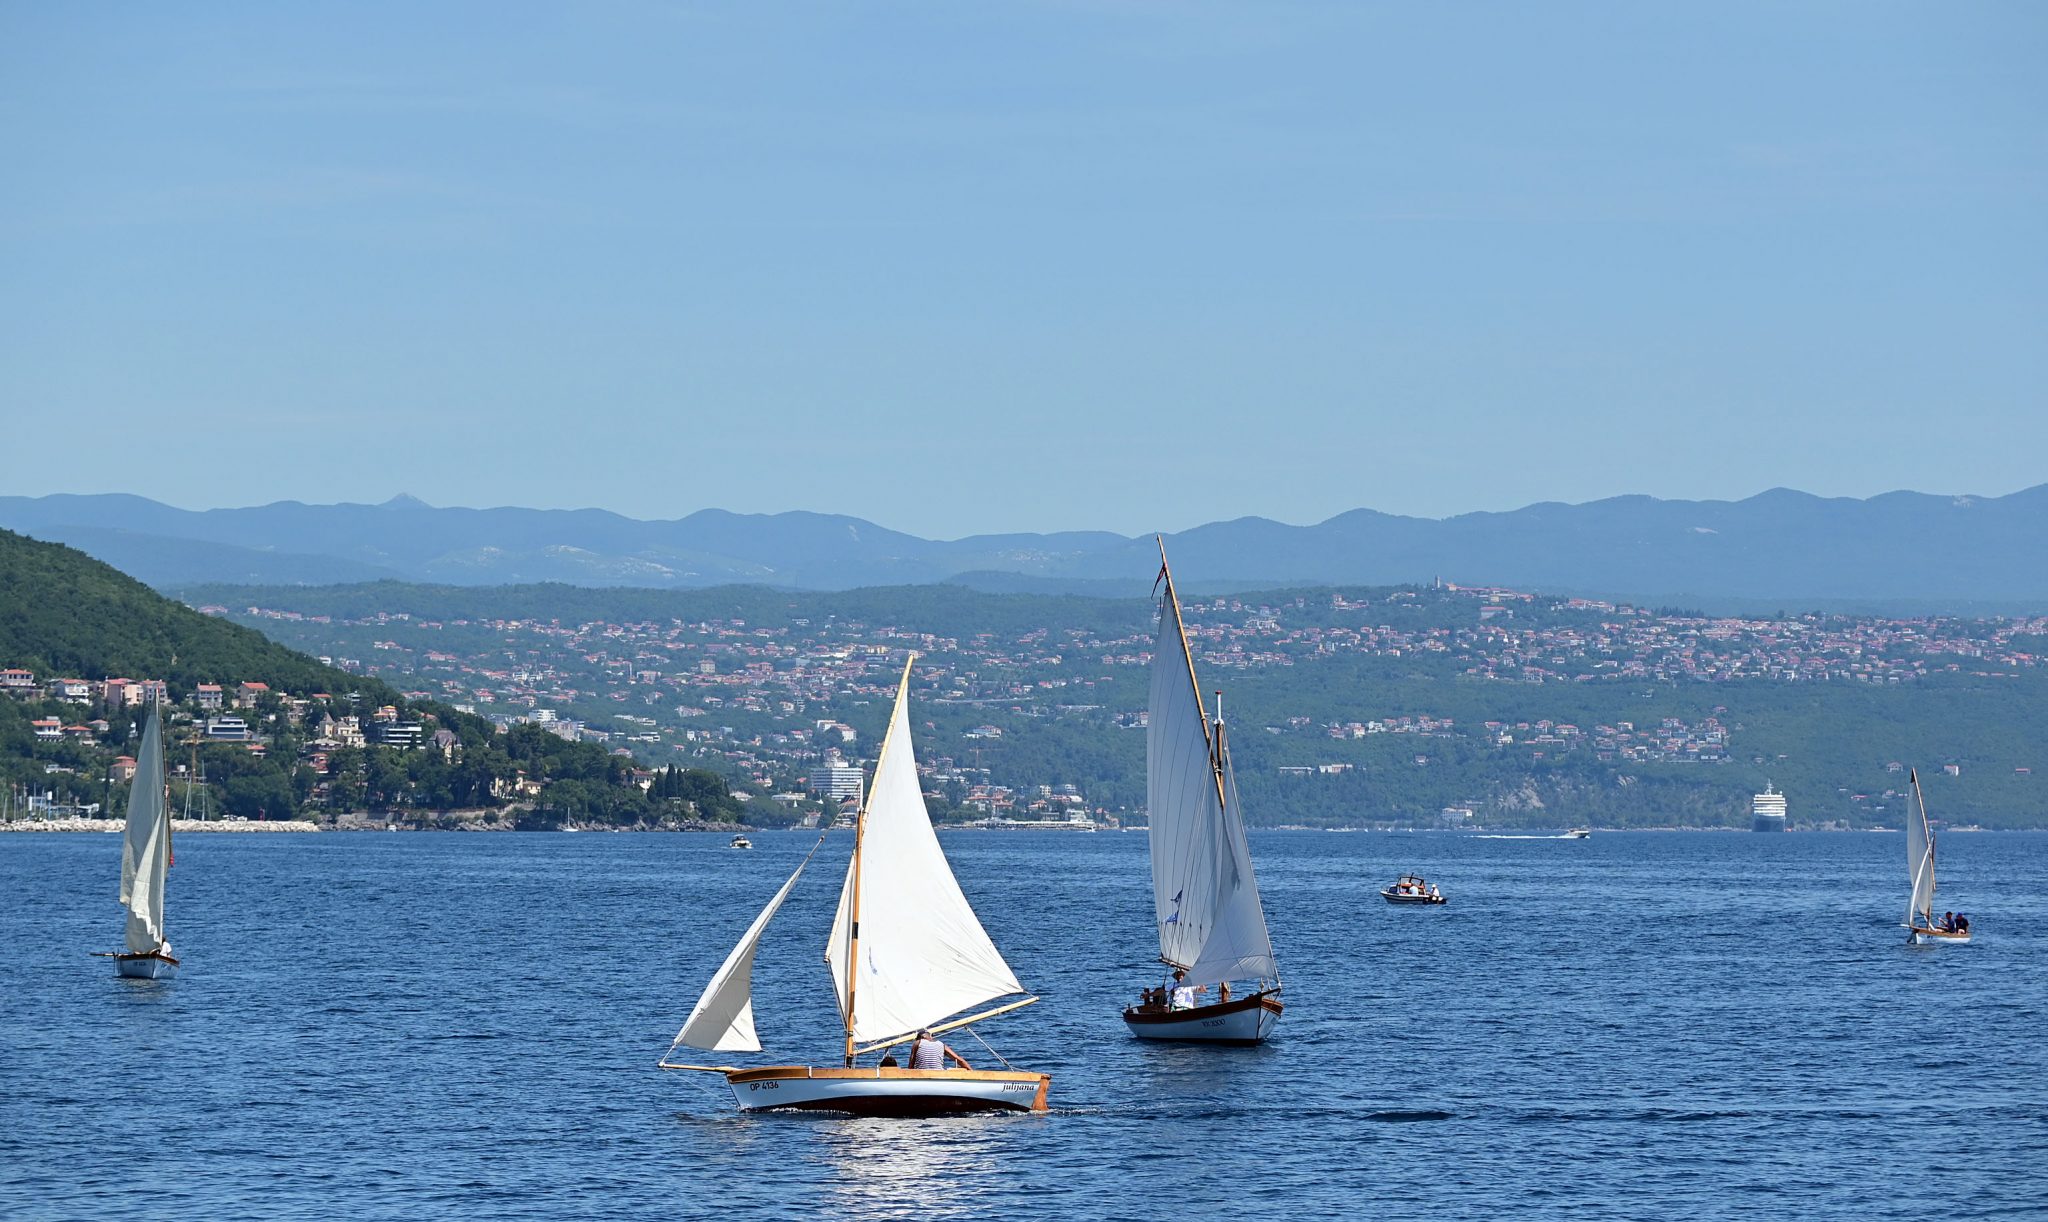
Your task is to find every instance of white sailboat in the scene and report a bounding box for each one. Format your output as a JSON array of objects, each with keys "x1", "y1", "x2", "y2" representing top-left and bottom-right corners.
[
  {"x1": 1904, "y1": 768, "x2": 1970, "y2": 945},
  {"x1": 661, "y1": 656, "x2": 1050, "y2": 1114},
  {"x1": 101, "y1": 703, "x2": 179, "y2": 978},
  {"x1": 1123, "y1": 540, "x2": 1283, "y2": 1045}
]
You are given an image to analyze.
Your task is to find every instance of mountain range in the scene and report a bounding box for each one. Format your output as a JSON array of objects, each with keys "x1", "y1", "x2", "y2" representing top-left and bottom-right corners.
[{"x1": 3, "y1": 487, "x2": 2045, "y2": 610}]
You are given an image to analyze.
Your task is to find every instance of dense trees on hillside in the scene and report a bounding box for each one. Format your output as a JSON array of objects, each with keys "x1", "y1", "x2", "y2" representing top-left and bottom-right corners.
[
  {"x1": 1, "y1": 530, "x2": 404, "y2": 705},
  {"x1": 1, "y1": 532, "x2": 743, "y2": 827}
]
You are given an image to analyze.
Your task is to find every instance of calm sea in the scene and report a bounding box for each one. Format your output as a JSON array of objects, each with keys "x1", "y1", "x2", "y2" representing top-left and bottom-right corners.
[{"x1": 3, "y1": 829, "x2": 2044, "y2": 1220}]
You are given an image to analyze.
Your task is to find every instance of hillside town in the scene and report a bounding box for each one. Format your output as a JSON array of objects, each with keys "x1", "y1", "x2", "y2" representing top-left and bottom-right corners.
[{"x1": 193, "y1": 584, "x2": 2048, "y2": 826}]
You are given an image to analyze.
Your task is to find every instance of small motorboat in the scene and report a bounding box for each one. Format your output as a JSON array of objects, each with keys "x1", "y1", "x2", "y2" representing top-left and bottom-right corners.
[
  {"x1": 1565, "y1": 827, "x2": 1590, "y2": 839},
  {"x1": 729, "y1": 834, "x2": 753, "y2": 850},
  {"x1": 1381, "y1": 874, "x2": 1446, "y2": 904}
]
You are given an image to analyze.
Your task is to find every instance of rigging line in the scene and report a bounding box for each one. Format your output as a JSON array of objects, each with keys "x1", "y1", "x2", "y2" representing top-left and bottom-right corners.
[{"x1": 961, "y1": 1024, "x2": 1016, "y2": 1071}]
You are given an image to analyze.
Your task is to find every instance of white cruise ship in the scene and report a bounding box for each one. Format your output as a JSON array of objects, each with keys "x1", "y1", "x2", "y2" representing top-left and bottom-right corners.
[{"x1": 1751, "y1": 782, "x2": 1788, "y2": 832}]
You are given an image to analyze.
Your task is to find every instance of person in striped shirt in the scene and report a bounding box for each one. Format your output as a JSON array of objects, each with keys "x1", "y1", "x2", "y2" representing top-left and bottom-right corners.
[{"x1": 909, "y1": 1028, "x2": 971, "y2": 1070}]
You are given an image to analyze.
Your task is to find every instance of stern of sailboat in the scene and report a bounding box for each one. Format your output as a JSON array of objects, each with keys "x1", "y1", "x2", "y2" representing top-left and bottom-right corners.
[{"x1": 111, "y1": 949, "x2": 180, "y2": 979}]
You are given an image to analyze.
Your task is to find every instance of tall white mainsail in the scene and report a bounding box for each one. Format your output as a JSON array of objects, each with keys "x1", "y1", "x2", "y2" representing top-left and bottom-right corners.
[
  {"x1": 1907, "y1": 769, "x2": 1937, "y2": 927},
  {"x1": 826, "y1": 660, "x2": 1025, "y2": 1047},
  {"x1": 1146, "y1": 561, "x2": 1277, "y2": 988},
  {"x1": 119, "y1": 706, "x2": 171, "y2": 956},
  {"x1": 673, "y1": 845, "x2": 821, "y2": 1053}
]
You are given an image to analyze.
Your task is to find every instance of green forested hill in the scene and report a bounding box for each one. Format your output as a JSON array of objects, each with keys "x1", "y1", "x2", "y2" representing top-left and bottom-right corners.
[
  {"x1": 1, "y1": 529, "x2": 401, "y2": 702},
  {"x1": 0, "y1": 531, "x2": 744, "y2": 827}
]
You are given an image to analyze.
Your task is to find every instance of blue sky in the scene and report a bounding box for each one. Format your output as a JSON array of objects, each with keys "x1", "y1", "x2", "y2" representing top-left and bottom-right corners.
[{"x1": 2, "y1": 3, "x2": 2042, "y2": 536}]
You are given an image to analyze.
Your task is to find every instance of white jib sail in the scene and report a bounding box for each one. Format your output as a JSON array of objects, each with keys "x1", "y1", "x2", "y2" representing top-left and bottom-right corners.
[
  {"x1": 1906, "y1": 770, "x2": 1936, "y2": 926},
  {"x1": 1146, "y1": 577, "x2": 1277, "y2": 987},
  {"x1": 119, "y1": 707, "x2": 170, "y2": 955},
  {"x1": 674, "y1": 849, "x2": 817, "y2": 1053},
  {"x1": 826, "y1": 663, "x2": 1024, "y2": 1045},
  {"x1": 1185, "y1": 726, "x2": 1277, "y2": 986}
]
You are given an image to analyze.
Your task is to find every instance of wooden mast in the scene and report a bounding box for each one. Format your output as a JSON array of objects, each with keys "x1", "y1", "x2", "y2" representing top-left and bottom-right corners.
[
  {"x1": 842, "y1": 653, "x2": 916, "y2": 1066},
  {"x1": 1157, "y1": 537, "x2": 1231, "y2": 824}
]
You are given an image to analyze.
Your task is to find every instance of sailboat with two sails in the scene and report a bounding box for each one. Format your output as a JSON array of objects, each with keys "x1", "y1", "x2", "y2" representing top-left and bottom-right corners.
[
  {"x1": 1904, "y1": 768, "x2": 1970, "y2": 946},
  {"x1": 96, "y1": 701, "x2": 179, "y2": 979},
  {"x1": 660, "y1": 657, "x2": 1051, "y2": 1114},
  {"x1": 1122, "y1": 541, "x2": 1283, "y2": 1045}
]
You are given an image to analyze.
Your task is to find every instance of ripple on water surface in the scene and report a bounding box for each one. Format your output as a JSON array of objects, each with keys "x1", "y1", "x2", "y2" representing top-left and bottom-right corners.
[{"x1": 3, "y1": 830, "x2": 2046, "y2": 1219}]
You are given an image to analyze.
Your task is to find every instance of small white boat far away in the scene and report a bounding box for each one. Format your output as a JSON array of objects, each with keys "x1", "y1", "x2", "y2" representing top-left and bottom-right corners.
[
  {"x1": 96, "y1": 702, "x2": 179, "y2": 979},
  {"x1": 1381, "y1": 874, "x2": 1445, "y2": 905},
  {"x1": 1904, "y1": 769, "x2": 1971, "y2": 946}
]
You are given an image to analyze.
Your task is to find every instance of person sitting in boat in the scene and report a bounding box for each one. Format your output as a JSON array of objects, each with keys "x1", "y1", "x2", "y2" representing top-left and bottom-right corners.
[
  {"x1": 1428, "y1": 885, "x2": 1441, "y2": 901},
  {"x1": 1939, "y1": 911, "x2": 1956, "y2": 932},
  {"x1": 909, "y1": 1028, "x2": 970, "y2": 1070},
  {"x1": 1956, "y1": 913, "x2": 1970, "y2": 934}
]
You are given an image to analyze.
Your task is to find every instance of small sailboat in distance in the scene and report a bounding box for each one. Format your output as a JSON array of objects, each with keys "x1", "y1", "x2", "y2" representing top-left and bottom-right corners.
[
  {"x1": 1905, "y1": 769, "x2": 1970, "y2": 945},
  {"x1": 98, "y1": 701, "x2": 178, "y2": 978},
  {"x1": 660, "y1": 656, "x2": 1050, "y2": 1114},
  {"x1": 1123, "y1": 539, "x2": 1283, "y2": 1045}
]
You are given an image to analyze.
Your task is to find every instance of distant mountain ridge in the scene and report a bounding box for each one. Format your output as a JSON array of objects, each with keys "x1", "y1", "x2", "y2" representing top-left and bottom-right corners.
[{"x1": 3, "y1": 487, "x2": 2045, "y2": 610}]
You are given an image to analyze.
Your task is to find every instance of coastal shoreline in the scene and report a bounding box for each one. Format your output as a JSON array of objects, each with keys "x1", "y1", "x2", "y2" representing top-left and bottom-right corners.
[{"x1": 1, "y1": 818, "x2": 320, "y2": 833}]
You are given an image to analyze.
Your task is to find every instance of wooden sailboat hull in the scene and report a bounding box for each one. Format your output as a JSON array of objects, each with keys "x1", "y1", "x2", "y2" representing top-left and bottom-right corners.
[
  {"x1": 1908, "y1": 925, "x2": 1971, "y2": 945},
  {"x1": 1123, "y1": 991, "x2": 1282, "y2": 1045},
  {"x1": 723, "y1": 1065, "x2": 1051, "y2": 1115},
  {"x1": 113, "y1": 950, "x2": 179, "y2": 979}
]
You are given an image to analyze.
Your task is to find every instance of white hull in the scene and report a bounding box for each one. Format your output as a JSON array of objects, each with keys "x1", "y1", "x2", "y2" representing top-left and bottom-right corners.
[
  {"x1": 114, "y1": 952, "x2": 179, "y2": 979},
  {"x1": 1909, "y1": 927, "x2": 1970, "y2": 946},
  {"x1": 723, "y1": 1066, "x2": 1049, "y2": 1115},
  {"x1": 1124, "y1": 992, "x2": 1282, "y2": 1045}
]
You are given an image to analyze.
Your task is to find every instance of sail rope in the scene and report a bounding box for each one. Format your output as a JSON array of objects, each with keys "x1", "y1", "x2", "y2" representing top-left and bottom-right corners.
[{"x1": 960, "y1": 1024, "x2": 1016, "y2": 1071}]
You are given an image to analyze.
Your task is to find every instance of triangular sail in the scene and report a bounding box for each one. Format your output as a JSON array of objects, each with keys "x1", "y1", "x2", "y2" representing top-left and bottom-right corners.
[
  {"x1": 1185, "y1": 724, "x2": 1278, "y2": 984},
  {"x1": 1906, "y1": 769, "x2": 1936, "y2": 926},
  {"x1": 119, "y1": 707, "x2": 170, "y2": 955},
  {"x1": 1145, "y1": 558, "x2": 1278, "y2": 987},
  {"x1": 673, "y1": 843, "x2": 821, "y2": 1053},
  {"x1": 826, "y1": 661, "x2": 1025, "y2": 1045}
]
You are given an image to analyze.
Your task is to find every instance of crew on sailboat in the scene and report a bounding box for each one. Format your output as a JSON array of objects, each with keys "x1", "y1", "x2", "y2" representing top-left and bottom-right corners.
[{"x1": 909, "y1": 1029, "x2": 970, "y2": 1069}]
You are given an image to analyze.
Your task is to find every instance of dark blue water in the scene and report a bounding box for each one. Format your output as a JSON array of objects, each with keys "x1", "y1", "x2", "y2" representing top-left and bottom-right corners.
[{"x1": 4, "y1": 830, "x2": 2045, "y2": 1220}]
